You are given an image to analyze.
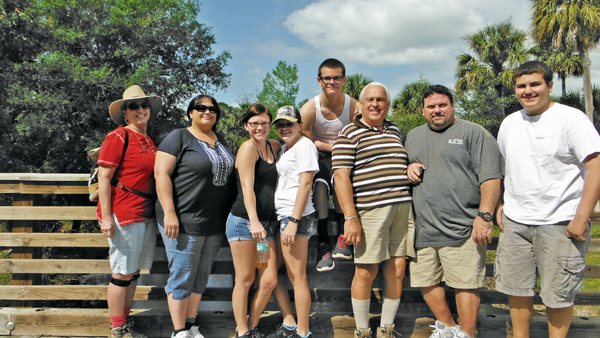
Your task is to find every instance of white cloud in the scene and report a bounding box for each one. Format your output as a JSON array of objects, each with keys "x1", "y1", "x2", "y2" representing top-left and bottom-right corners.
[{"x1": 284, "y1": 0, "x2": 533, "y2": 67}]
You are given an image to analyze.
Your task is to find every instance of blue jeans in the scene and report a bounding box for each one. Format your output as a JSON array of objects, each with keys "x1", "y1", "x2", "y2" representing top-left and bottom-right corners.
[
  {"x1": 226, "y1": 213, "x2": 277, "y2": 242},
  {"x1": 158, "y1": 223, "x2": 223, "y2": 300},
  {"x1": 279, "y1": 212, "x2": 317, "y2": 239}
]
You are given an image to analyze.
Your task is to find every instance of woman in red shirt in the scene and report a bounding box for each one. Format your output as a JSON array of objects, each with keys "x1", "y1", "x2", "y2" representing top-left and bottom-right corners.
[{"x1": 97, "y1": 85, "x2": 162, "y2": 338}]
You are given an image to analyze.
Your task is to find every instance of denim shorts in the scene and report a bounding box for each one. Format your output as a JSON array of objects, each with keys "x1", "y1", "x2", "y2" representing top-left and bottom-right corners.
[
  {"x1": 279, "y1": 212, "x2": 317, "y2": 239},
  {"x1": 494, "y1": 214, "x2": 591, "y2": 308},
  {"x1": 103, "y1": 215, "x2": 156, "y2": 275},
  {"x1": 226, "y1": 213, "x2": 277, "y2": 242},
  {"x1": 158, "y1": 223, "x2": 223, "y2": 300}
]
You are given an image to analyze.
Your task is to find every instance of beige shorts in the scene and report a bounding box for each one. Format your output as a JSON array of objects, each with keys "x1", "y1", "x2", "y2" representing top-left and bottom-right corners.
[
  {"x1": 410, "y1": 236, "x2": 486, "y2": 289},
  {"x1": 355, "y1": 203, "x2": 414, "y2": 264}
]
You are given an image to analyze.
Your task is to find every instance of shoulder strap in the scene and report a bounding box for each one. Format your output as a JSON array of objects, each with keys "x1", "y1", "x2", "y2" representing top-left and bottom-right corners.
[{"x1": 118, "y1": 129, "x2": 129, "y2": 168}]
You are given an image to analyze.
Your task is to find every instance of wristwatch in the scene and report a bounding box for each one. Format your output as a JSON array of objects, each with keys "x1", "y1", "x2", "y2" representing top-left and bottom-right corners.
[
  {"x1": 287, "y1": 216, "x2": 301, "y2": 223},
  {"x1": 478, "y1": 211, "x2": 493, "y2": 222}
]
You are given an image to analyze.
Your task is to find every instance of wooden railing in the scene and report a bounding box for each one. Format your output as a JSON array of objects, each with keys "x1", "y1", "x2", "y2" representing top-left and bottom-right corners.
[{"x1": 1, "y1": 173, "x2": 599, "y2": 337}]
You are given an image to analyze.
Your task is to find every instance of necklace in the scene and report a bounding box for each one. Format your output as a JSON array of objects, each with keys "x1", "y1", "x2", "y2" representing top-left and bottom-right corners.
[
  {"x1": 252, "y1": 139, "x2": 268, "y2": 161},
  {"x1": 129, "y1": 129, "x2": 155, "y2": 154}
]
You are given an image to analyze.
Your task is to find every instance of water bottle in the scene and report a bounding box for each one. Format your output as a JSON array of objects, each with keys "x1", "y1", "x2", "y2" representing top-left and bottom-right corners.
[
  {"x1": 256, "y1": 238, "x2": 269, "y2": 269},
  {"x1": 307, "y1": 215, "x2": 317, "y2": 237}
]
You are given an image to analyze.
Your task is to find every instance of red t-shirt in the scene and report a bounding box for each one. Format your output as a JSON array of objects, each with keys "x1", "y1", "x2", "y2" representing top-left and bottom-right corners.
[{"x1": 96, "y1": 127, "x2": 156, "y2": 226}]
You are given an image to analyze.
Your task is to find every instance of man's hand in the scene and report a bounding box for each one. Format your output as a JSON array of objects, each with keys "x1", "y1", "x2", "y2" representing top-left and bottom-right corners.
[
  {"x1": 101, "y1": 217, "x2": 115, "y2": 238},
  {"x1": 566, "y1": 218, "x2": 588, "y2": 242},
  {"x1": 495, "y1": 203, "x2": 504, "y2": 233},
  {"x1": 472, "y1": 216, "x2": 493, "y2": 246},
  {"x1": 343, "y1": 218, "x2": 362, "y2": 247},
  {"x1": 407, "y1": 163, "x2": 425, "y2": 183}
]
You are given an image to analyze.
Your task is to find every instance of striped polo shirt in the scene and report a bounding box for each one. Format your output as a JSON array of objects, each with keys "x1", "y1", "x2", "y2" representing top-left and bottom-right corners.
[{"x1": 332, "y1": 115, "x2": 411, "y2": 210}]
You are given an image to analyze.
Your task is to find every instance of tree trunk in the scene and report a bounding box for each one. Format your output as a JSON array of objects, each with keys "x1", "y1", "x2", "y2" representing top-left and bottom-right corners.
[{"x1": 577, "y1": 42, "x2": 594, "y2": 122}]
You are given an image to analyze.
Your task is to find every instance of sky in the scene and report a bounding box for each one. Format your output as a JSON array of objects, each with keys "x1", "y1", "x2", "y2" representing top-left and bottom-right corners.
[{"x1": 198, "y1": 0, "x2": 600, "y2": 107}]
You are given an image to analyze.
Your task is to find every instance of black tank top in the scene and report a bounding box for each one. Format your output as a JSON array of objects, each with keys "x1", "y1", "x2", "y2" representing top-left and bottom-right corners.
[{"x1": 230, "y1": 142, "x2": 278, "y2": 221}]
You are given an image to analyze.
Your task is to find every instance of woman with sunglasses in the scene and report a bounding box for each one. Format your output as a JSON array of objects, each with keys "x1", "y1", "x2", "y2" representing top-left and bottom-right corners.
[
  {"x1": 98, "y1": 85, "x2": 161, "y2": 338},
  {"x1": 226, "y1": 103, "x2": 287, "y2": 338},
  {"x1": 270, "y1": 106, "x2": 319, "y2": 338},
  {"x1": 155, "y1": 95, "x2": 236, "y2": 338}
]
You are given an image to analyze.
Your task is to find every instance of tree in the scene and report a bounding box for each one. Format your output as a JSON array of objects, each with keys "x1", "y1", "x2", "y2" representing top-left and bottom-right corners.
[
  {"x1": 538, "y1": 45, "x2": 582, "y2": 96},
  {"x1": 391, "y1": 79, "x2": 431, "y2": 115},
  {"x1": 1, "y1": 0, "x2": 231, "y2": 173},
  {"x1": 559, "y1": 87, "x2": 600, "y2": 132},
  {"x1": 531, "y1": 0, "x2": 600, "y2": 121},
  {"x1": 257, "y1": 60, "x2": 299, "y2": 113},
  {"x1": 343, "y1": 73, "x2": 372, "y2": 100},
  {"x1": 455, "y1": 20, "x2": 533, "y2": 128}
]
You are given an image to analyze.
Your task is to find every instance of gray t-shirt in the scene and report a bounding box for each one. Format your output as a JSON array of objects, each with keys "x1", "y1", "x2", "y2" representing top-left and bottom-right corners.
[{"x1": 405, "y1": 120, "x2": 502, "y2": 248}]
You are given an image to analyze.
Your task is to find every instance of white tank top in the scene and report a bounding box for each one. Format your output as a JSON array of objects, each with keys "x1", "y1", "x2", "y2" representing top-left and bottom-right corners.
[{"x1": 312, "y1": 94, "x2": 351, "y2": 145}]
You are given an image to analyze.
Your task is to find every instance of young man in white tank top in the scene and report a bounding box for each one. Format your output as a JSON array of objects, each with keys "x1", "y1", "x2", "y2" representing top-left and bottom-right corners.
[{"x1": 300, "y1": 58, "x2": 360, "y2": 271}]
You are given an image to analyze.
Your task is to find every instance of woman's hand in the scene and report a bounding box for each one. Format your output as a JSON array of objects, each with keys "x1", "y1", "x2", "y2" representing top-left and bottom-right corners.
[
  {"x1": 163, "y1": 211, "x2": 180, "y2": 240},
  {"x1": 250, "y1": 219, "x2": 267, "y2": 240},
  {"x1": 282, "y1": 220, "x2": 298, "y2": 246},
  {"x1": 101, "y1": 216, "x2": 115, "y2": 238}
]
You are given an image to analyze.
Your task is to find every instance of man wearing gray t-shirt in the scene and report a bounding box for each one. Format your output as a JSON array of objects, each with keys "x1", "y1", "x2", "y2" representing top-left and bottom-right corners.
[{"x1": 405, "y1": 85, "x2": 502, "y2": 338}]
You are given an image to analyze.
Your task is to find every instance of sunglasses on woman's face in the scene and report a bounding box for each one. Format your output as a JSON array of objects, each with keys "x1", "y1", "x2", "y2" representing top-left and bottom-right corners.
[
  {"x1": 275, "y1": 121, "x2": 295, "y2": 129},
  {"x1": 127, "y1": 102, "x2": 151, "y2": 110},
  {"x1": 194, "y1": 105, "x2": 217, "y2": 114}
]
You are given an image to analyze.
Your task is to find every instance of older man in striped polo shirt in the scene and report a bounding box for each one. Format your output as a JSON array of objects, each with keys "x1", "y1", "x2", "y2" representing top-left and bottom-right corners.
[{"x1": 332, "y1": 82, "x2": 413, "y2": 338}]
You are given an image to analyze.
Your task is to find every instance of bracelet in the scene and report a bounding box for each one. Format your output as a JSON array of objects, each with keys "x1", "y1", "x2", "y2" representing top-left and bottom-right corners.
[
  {"x1": 345, "y1": 216, "x2": 358, "y2": 221},
  {"x1": 287, "y1": 216, "x2": 301, "y2": 223}
]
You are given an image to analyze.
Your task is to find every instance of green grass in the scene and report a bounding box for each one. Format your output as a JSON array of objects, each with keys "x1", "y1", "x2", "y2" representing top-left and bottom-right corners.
[{"x1": 0, "y1": 250, "x2": 11, "y2": 285}]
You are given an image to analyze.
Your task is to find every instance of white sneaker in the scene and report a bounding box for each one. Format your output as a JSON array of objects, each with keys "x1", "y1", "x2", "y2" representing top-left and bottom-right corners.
[
  {"x1": 447, "y1": 326, "x2": 471, "y2": 338},
  {"x1": 188, "y1": 326, "x2": 205, "y2": 338},
  {"x1": 428, "y1": 321, "x2": 455, "y2": 338},
  {"x1": 171, "y1": 331, "x2": 188, "y2": 338}
]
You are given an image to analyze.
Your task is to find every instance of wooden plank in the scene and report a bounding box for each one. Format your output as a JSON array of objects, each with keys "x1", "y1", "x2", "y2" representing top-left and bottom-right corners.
[
  {"x1": 0, "y1": 233, "x2": 109, "y2": 248},
  {"x1": 5, "y1": 308, "x2": 110, "y2": 336},
  {"x1": 0, "y1": 183, "x2": 89, "y2": 194},
  {"x1": 0, "y1": 173, "x2": 89, "y2": 182},
  {"x1": 0, "y1": 285, "x2": 156, "y2": 301},
  {"x1": 0, "y1": 206, "x2": 97, "y2": 220},
  {"x1": 0, "y1": 259, "x2": 110, "y2": 274}
]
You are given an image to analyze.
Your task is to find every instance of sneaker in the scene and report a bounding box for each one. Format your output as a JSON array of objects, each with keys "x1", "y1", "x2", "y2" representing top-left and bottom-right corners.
[
  {"x1": 332, "y1": 235, "x2": 352, "y2": 259},
  {"x1": 237, "y1": 331, "x2": 253, "y2": 337},
  {"x1": 316, "y1": 243, "x2": 335, "y2": 272},
  {"x1": 171, "y1": 331, "x2": 189, "y2": 338},
  {"x1": 110, "y1": 323, "x2": 147, "y2": 338},
  {"x1": 354, "y1": 327, "x2": 373, "y2": 338},
  {"x1": 376, "y1": 324, "x2": 400, "y2": 338},
  {"x1": 289, "y1": 331, "x2": 312, "y2": 338},
  {"x1": 266, "y1": 324, "x2": 297, "y2": 338},
  {"x1": 446, "y1": 326, "x2": 470, "y2": 338},
  {"x1": 428, "y1": 321, "x2": 454, "y2": 338},
  {"x1": 188, "y1": 326, "x2": 205, "y2": 338},
  {"x1": 250, "y1": 326, "x2": 267, "y2": 338}
]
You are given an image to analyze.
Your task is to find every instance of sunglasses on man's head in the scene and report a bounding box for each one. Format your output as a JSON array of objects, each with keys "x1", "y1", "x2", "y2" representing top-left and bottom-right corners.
[
  {"x1": 275, "y1": 121, "x2": 295, "y2": 129},
  {"x1": 194, "y1": 105, "x2": 217, "y2": 114},
  {"x1": 127, "y1": 102, "x2": 151, "y2": 110}
]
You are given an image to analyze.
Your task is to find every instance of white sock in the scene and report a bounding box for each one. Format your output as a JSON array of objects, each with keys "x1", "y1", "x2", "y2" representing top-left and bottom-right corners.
[
  {"x1": 380, "y1": 298, "x2": 400, "y2": 326},
  {"x1": 352, "y1": 297, "x2": 370, "y2": 330}
]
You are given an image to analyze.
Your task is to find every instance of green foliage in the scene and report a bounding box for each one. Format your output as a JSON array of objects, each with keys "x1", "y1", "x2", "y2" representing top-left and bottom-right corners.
[
  {"x1": 391, "y1": 79, "x2": 431, "y2": 115},
  {"x1": 388, "y1": 112, "x2": 427, "y2": 143},
  {"x1": 343, "y1": 73, "x2": 372, "y2": 100},
  {"x1": 558, "y1": 87, "x2": 600, "y2": 132},
  {"x1": 455, "y1": 80, "x2": 520, "y2": 137},
  {"x1": 1, "y1": 0, "x2": 231, "y2": 173},
  {"x1": 456, "y1": 20, "x2": 534, "y2": 101},
  {"x1": 217, "y1": 102, "x2": 247, "y2": 154},
  {"x1": 257, "y1": 60, "x2": 300, "y2": 113}
]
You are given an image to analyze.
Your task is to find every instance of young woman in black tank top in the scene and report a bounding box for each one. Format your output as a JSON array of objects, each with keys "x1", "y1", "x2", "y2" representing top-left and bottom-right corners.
[{"x1": 225, "y1": 103, "x2": 294, "y2": 338}]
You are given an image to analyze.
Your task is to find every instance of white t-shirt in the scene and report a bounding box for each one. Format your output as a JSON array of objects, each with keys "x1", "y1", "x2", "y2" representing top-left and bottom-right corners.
[
  {"x1": 498, "y1": 103, "x2": 600, "y2": 225},
  {"x1": 275, "y1": 136, "x2": 319, "y2": 219}
]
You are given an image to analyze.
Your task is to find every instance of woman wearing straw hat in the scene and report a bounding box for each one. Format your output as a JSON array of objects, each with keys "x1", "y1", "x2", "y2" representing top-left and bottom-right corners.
[
  {"x1": 155, "y1": 94, "x2": 236, "y2": 338},
  {"x1": 97, "y1": 85, "x2": 161, "y2": 338}
]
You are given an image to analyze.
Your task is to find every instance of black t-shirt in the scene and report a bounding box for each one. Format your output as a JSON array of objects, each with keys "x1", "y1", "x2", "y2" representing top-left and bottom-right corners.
[{"x1": 155, "y1": 128, "x2": 236, "y2": 236}]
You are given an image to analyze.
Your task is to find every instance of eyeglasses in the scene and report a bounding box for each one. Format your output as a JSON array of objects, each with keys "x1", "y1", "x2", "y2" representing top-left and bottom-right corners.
[
  {"x1": 193, "y1": 105, "x2": 218, "y2": 114},
  {"x1": 275, "y1": 121, "x2": 295, "y2": 129},
  {"x1": 319, "y1": 76, "x2": 344, "y2": 83},
  {"x1": 127, "y1": 102, "x2": 151, "y2": 110},
  {"x1": 247, "y1": 121, "x2": 270, "y2": 128}
]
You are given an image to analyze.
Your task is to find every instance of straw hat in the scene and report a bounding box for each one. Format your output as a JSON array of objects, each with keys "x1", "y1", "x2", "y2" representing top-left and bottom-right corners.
[{"x1": 108, "y1": 85, "x2": 162, "y2": 126}]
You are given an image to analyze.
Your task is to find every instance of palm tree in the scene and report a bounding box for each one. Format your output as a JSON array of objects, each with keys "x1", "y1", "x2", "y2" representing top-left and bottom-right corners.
[
  {"x1": 456, "y1": 20, "x2": 534, "y2": 101},
  {"x1": 539, "y1": 46, "x2": 582, "y2": 96},
  {"x1": 343, "y1": 73, "x2": 372, "y2": 100},
  {"x1": 531, "y1": 0, "x2": 600, "y2": 121},
  {"x1": 391, "y1": 79, "x2": 432, "y2": 115}
]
